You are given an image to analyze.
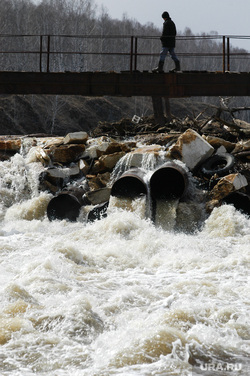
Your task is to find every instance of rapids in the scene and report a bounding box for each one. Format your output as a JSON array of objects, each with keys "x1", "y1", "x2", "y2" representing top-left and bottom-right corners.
[{"x1": 0, "y1": 144, "x2": 249, "y2": 376}]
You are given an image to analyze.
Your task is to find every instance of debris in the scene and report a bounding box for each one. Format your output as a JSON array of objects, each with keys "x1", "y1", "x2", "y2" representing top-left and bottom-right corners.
[{"x1": 132, "y1": 115, "x2": 141, "y2": 124}]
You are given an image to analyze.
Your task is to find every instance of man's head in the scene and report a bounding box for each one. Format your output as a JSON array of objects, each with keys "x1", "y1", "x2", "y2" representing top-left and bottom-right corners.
[{"x1": 162, "y1": 11, "x2": 170, "y2": 19}]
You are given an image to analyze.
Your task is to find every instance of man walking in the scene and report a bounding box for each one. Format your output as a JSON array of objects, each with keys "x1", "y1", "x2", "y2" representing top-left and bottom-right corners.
[{"x1": 152, "y1": 11, "x2": 181, "y2": 73}]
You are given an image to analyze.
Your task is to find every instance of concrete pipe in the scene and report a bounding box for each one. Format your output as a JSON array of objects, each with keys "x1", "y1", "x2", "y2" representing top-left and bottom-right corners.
[
  {"x1": 47, "y1": 187, "x2": 87, "y2": 221},
  {"x1": 111, "y1": 168, "x2": 147, "y2": 199},
  {"x1": 150, "y1": 162, "x2": 188, "y2": 200}
]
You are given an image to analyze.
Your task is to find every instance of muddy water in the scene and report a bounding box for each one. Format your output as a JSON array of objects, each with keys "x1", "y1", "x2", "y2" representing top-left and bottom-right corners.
[{"x1": 0, "y1": 152, "x2": 249, "y2": 376}]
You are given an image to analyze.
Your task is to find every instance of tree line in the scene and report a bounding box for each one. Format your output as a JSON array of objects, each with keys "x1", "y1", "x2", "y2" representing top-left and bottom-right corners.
[{"x1": 0, "y1": 0, "x2": 248, "y2": 72}]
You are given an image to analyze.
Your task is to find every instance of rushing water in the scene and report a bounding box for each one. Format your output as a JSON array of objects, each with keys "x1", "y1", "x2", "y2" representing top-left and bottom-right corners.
[{"x1": 0, "y1": 143, "x2": 249, "y2": 376}]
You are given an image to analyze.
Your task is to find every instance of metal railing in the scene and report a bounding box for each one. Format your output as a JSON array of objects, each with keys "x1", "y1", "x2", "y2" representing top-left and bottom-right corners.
[{"x1": 0, "y1": 34, "x2": 249, "y2": 73}]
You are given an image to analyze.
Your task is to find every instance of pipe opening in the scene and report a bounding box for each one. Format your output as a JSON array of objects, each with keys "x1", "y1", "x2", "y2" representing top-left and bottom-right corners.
[
  {"x1": 47, "y1": 193, "x2": 82, "y2": 221},
  {"x1": 150, "y1": 163, "x2": 188, "y2": 200},
  {"x1": 111, "y1": 169, "x2": 147, "y2": 199}
]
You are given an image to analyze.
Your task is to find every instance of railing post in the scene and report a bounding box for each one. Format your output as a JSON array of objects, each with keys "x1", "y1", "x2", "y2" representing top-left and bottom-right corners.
[
  {"x1": 227, "y1": 37, "x2": 230, "y2": 71},
  {"x1": 130, "y1": 36, "x2": 134, "y2": 72},
  {"x1": 47, "y1": 35, "x2": 50, "y2": 73},
  {"x1": 39, "y1": 35, "x2": 43, "y2": 72},
  {"x1": 222, "y1": 36, "x2": 226, "y2": 72},
  {"x1": 134, "y1": 37, "x2": 138, "y2": 71}
]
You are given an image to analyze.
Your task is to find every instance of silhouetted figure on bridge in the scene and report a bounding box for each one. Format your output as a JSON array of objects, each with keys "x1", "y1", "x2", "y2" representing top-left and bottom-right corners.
[{"x1": 152, "y1": 11, "x2": 181, "y2": 73}]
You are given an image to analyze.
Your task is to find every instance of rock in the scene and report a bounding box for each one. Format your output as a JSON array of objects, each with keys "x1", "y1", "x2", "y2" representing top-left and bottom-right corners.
[
  {"x1": 47, "y1": 165, "x2": 80, "y2": 179},
  {"x1": 204, "y1": 135, "x2": 236, "y2": 152},
  {"x1": 63, "y1": 131, "x2": 88, "y2": 145},
  {"x1": 91, "y1": 151, "x2": 126, "y2": 173},
  {"x1": 84, "y1": 172, "x2": 111, "y2": 191},
  {"x1": 105, "y1": 141, "x2": 131, "y2": 155},
  {"x1": 97, "y1": 172, "x2": 111, "y2": 187},
  {"x1": 40, "y1": 179, "x2": 59, "y2": 194},
  {"x1": 209, "y1": 173, "x2": 248, "y2": 202},
  {"x1": 83, "y1": 187, "x2": 111, "y2": 205},
  {"x1": 0, "y1": 136, "x2": 21, "y2": 152},
  {"x1": 25, "y1": 145, "x2": 51, "y2": 165},
  {"x1": 134, "y1": 133, "x2": 178, "y2": 146},
  {"x1": 39, "y1": 165, "x2": 82, "y2": 192},
  {"x1": 169, "y1": 128, "x2": 214, "y2": 170},
  {"x1": 85, "y1": 175, "x2": 101, "y2": 191},
  {"x1": 40, "y1": 137, "x2": 64, "y2": 148},
  {"x1": 47, "y1": 144, "x2": 85, "y2": 163},
  {"x1": 82, "y1": 136, "x2": 115, "y2": 159},
  {"x1": 36, "y1": 147, "x2": 51, "y2": 165},
  {"x1": 215, "y1": 145, "x2": 228, "y2": 156},
  {"x1": 78, "y1": 159, "x2": 90, "y2": 175},
  {"x1": 206, "y1": 199, "x2": 221, "y2": 212},
  {"x1": 133, "y1": 145, "x2": 162, "y2": 154},
  {"x1": 83, "y1": 136, "x2": 131, "y2": 159},
  {"x1": 126, "y1": 153, "x2": 144, "y2": 168},
  {"x1": 126, "y1": 145, "x2": 162, "y2": 168}
]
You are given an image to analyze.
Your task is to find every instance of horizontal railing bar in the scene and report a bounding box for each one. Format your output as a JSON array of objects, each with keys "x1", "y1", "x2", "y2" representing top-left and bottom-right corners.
[
  {"x1": 1, "y1": 51, "x2": 249, "y2": 58},
  {"x1": 0, "y1": 33, "x2": 250, "y2": 39},
  {"x1": 0, "y1": 33, "x2": 249, "y2": 73}
]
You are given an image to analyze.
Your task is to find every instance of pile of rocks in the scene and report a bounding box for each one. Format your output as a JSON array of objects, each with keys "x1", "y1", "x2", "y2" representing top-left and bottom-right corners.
[{"x1": 0, "y1": 118, "x2": 249, "y2": 221}]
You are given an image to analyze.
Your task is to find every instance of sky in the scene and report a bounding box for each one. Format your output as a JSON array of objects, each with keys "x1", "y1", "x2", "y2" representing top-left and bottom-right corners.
[{"x1": 93, "y1": 0, "x2": 250, "y2": 51}]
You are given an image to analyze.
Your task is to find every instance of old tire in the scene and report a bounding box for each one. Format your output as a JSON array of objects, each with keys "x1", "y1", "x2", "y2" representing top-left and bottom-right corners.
[{"x1": 201, "y1": 154, "x2": 235, "y2": 177}]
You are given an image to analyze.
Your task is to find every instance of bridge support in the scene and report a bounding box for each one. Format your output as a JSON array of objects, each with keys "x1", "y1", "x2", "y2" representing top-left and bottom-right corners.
[
  {"x1": 152, "y1": 96, "x2": 171, "y2": 126},
  {"x1": 164, "y1": 97, "x2": 171, "y2": 121}
]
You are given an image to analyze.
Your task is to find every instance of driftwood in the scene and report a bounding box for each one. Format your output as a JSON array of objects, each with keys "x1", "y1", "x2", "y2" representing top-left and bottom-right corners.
[{"x1": 193, "y1": 97, "x2": 250, "y2": 138}]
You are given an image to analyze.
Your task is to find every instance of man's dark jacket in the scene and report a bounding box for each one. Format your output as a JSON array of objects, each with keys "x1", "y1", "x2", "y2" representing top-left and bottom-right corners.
[{"x1": 160, "y1": 18, "x2": 177, "y2": 48}]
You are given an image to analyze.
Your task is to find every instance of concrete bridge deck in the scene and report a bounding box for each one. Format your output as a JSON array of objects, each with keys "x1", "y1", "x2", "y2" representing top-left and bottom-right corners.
[{"x1": 0, "y1": 71, "x2": 250, "y2": 98}]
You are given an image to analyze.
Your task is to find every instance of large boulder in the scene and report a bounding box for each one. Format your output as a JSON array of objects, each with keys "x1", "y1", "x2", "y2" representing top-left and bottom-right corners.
[
  {"x1": 206, "y1": 173, "x2": 248, "y2": 212},
  {"x1": 169, "y1": 128, "x2": 214, "y2": 170}
]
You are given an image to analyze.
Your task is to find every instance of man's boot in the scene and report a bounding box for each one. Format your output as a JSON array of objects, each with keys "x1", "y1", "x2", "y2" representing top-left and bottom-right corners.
[
  {"x1": 152, "y1": 61, "x2": 164, "y2": 73},
  {"x1": 175, "y1": 60, "x2": 180, "y2": 71},
  {"x1": 170, "y1": 60, "x2": 180, "y2": 72}
]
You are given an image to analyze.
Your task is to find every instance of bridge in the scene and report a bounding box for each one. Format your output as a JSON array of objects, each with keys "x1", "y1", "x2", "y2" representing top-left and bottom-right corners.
[
  {"x1": 1, "y1": 70, "x2": 250, "y2": 97},
  {"x1": 0, "y1": 34, "x2": 249, "y2": 121}
]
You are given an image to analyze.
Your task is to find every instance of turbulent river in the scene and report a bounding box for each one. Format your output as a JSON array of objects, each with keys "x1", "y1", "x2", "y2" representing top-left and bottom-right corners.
[{"x1": 0, "y1": 145, "x2": 249, "y2": 376}]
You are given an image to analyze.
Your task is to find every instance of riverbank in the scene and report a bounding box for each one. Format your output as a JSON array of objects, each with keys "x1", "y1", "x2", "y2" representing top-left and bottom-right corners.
[{"x1": 0, "y1": 114, "x2": 249, "y2": 223}]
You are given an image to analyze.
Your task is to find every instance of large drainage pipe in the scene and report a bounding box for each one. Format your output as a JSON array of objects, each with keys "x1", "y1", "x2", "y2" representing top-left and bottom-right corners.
[
  {"x1": 111, "y1": 168, "x2": 147, "y2": 199},
  {"x1": 47, "y1": 187, "x2": 87, "y2": 221},
  {"x1": 150, "y1": 162, "x2": 188, "y2": 200}
]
